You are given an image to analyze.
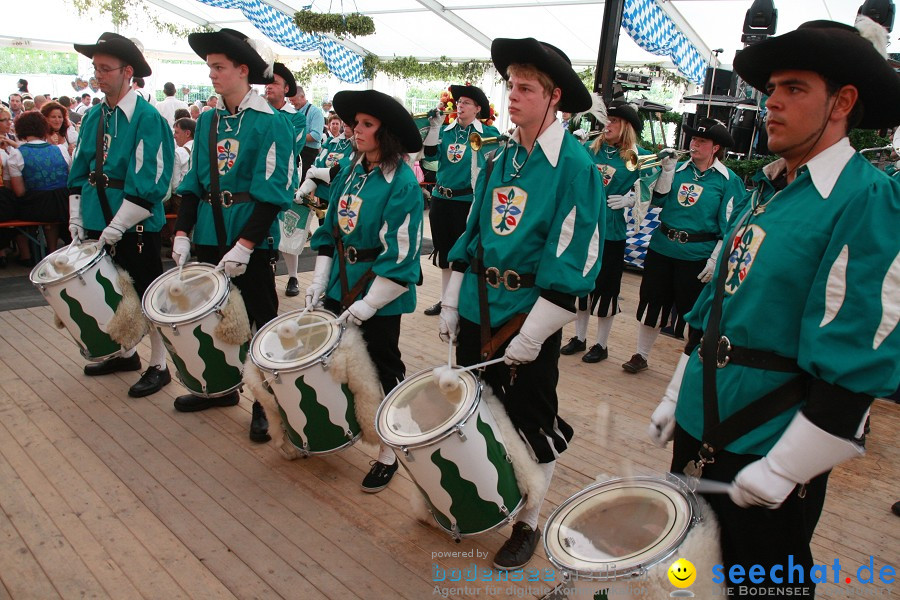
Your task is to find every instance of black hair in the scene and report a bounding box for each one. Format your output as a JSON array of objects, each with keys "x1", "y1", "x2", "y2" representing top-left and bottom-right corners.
[
  {"x1": 174, "y1": 117, "x2": 196, "y2": 137},
  {"x1": 823, "y1": 77, "x2": 864, "y2": 132},
  {"x1": 163, "y1": 82, "x2": 176, "y2": 97}
]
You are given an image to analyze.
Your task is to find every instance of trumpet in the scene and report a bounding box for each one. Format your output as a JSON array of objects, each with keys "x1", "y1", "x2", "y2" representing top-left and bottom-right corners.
[
  {"x1": 859, "y1": 145, "x2": 893, "y2": 154},
  {"x1": 411, "y1": 109, "x2": 450, "y2": 119},
  {"x1": 624, "y1": 149, "x2": 691, "y2": 171},
  {"x1": 469, "y1": 132, "x2": 509, "y2": 151}
]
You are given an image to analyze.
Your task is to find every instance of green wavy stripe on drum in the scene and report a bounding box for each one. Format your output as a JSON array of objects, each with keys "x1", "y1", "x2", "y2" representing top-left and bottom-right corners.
[
  {"x1": 94, "y1": 268, "x2": 123, "y2": 312},
  {"x1": 158, "y1": 328, "x2": 204, "y2": 393},
  {"x1": 340, "y1": 383, "x2": 361, "y2": 436},
  {"x1": 431, "y1": 449, "x2": 509, "y2": 535},
  {"x1": 194, "y1": 327, "x2": 241, "y2": 394},
  {"x1": 476, "y1": 414, "x2": 523, "y2": 510},
  {"x1": 295, "y1": 375, "x2": 350, "y2": 451},
  {"x1": 59, "y1": 288, "x2": 120, "y2": 358}
]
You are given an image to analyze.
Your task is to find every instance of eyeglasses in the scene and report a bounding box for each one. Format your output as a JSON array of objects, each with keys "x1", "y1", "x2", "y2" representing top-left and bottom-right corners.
[
  {"x1": 93, "y1": 65, "x2": 127, "y2": 75},
  {"x1": 456, "y1": 99, "x2": 477, "y2": 108}
]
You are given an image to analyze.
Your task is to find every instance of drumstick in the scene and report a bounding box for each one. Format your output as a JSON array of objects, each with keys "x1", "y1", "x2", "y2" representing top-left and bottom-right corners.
[
  {"x1": 446, "y1": 337, "x2": 454, "y2": 369},
  {"x1": 178, "y1": 265, "x2": 224, "y2": 286},
  {"x1": 670, "y1": 473, "x2": 734, "y2": 494}
]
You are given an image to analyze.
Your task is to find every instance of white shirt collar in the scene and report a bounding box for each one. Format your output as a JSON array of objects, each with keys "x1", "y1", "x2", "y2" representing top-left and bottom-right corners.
[
  {"x1": 761, "y1": 137, "x2": 855, "y2": 199},
  {"x1": 277, "y1": 101, "x2": 297, "y2": 114},
  {"x1": 107, "y1": 88, "x2": 138, "y2": 122},
  {"x1": 509, "y1": 120, "x2": 565, "y2": 167},
  {"x1": 444, "y1": 119, "x2": 484, "y2": 134},
  {"x1": 676, "y1": 156, "x2": 730, "y2": 179},
  {"x1": 225, "y1": 89, "x2": 273, "y2": 115}
]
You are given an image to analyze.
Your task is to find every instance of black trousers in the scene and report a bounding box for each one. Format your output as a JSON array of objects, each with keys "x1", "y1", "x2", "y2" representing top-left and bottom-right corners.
[
  {"x1": 428, "y1": 197, "x2": 471, "y2": 268},
  {"x1": 672, "y1": 425, "x2": 829, "y2": 599},
  {"x1": 87, "y1": 229, "x2": 162, "y2": 298},
  {"x1": 324, "y1": 298, "x2": 405, "y2": 396},
  {"x1": 194, "y1": 245, "x2": 278, "y2": 330},
  {"x1": 637, "y1": 248, "x2": 707, "y2": 328},
  {"x1": 300, "y1": 146, "x2": 319, "y2": 182}
]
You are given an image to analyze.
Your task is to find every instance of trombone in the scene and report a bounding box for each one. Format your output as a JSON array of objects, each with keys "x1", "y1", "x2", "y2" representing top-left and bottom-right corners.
[
  {"x1": 411, "y1": 109, "x2": 450, "y2": 119},
  {"x1": 469, "y1": 132, "x2": 509, "y2": 151},
  {"x1": 624, "y1": 149, "x2": 691, "y2": 171},
  {"x1": 859, "y1": 145, "x2": 893, "y2": 154}
]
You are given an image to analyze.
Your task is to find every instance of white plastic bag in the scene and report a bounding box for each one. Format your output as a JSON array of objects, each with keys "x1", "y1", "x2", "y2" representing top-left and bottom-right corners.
[{"x1": 278, "y1": 208, "x2": 313, "y2": 255}]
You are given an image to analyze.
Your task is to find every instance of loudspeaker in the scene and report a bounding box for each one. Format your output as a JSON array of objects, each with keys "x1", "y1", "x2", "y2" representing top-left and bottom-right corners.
[{"x1": 702, "y1": 67, "x2": 736, "y2": 96}]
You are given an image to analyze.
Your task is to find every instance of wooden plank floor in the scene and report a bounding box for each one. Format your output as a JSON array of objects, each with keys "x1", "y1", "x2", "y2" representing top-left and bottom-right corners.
[{"x1": 0, "y1": 254, "x2": 896, "y2": 599}]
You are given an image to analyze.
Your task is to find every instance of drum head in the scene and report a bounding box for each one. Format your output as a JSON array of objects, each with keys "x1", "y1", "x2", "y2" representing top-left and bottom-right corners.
[
  {"x1": 250, "y1": 309, "x2": 342, "y2": 372},
  {"x1": 30, "y1": 242, "x2": 104, "y2": 285},
  {"x1": 142, "y1": 263, "x2": 229, "y2": 325},
  {"x1": 544, "y1": 477, "x2": 693, "y2": 579},
  {"x1": 376, "y1": 368, "x2": 479, "y2": 448}
]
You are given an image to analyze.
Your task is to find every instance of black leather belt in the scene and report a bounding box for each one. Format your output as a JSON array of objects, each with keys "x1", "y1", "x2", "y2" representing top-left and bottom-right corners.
[
  {"x1": 435, "y1": 185, "x2": 473, "y2": 199},
  {"x1": 344, "y1": 245, "x2": 381, "y2": 264},
  {"x1": 88, "y1": 172, "x2": 124, "y2": 189},
  {"x1": 659, "y1": 222, "x2": 718, "y2": 243},
  {"x1": 699, "y1": 335, "x2": 801, "y2": 373},
  {"x1": 484, "y1": 267, "x2": 535, "y2": 291},
  {"x1": 204, "y1": 190, "x2": 252, "y2": 208}
]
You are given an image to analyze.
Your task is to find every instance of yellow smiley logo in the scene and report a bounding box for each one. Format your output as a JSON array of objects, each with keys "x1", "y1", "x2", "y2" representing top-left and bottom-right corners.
[{"x1": 668, "y1": 558, "x2": 697, "y2": 588}]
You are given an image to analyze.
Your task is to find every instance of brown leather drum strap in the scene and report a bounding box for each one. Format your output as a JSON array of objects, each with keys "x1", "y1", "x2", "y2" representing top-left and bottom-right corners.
[
  {"x1": 480, "y1": 313, "x2": 527, "y2": 360},
  {"x1": 333, "y1": 225, "x2": 375, "y2": 310},
  {"x1": 94, "y1": 112, "x2": 113, "y2": 224},
  {"x1": 475, "y1": 242, "x2": 492, "y2": 358}
]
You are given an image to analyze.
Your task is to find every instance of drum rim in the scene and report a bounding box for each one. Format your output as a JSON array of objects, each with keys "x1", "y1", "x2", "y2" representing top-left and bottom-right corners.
[
  {"x1": 142, "y1": 262, "x2": 231, "y2": 326},
  {"x1": 29, "y1": 242, "x2": 106, "y2": 286},
  {"x1": 542, "y1": 475, "x2": 698, "y2": 581},
  {"x1": 248, "y1": 308, "x2": 344, "y2": 373},
  {"x1": 375, "y1": 367, "x2": 481, "y2": 450}
]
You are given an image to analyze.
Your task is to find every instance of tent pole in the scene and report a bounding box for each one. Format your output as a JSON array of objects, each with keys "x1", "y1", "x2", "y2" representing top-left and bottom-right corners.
[{"x1": 593, "y1": 0, "x2": 625, "y2": 102}]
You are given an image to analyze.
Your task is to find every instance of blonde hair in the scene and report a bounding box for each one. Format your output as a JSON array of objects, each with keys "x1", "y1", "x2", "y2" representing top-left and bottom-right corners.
[
  {"x1": 0, "y1": 105, "x2": 10, "y2": 119},
  {"x1": 590, "y1": 116, "x2": 638, "y2": 162}
]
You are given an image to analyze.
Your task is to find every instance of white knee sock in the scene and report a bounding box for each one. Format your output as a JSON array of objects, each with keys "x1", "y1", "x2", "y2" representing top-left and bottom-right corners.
[
  {"x1": 594, "y1": 315, "x2": 615, "y2": 348},
  {"x1": 440, "y1": 268, "x2": 451, "y2": 296},
  {"x1": 516, "y1": 461, "x2": 556, "y2": 529},
  {"x1": 149, "y1": 328, "x2": 167, "y2": 370},
  {"x1": 122, "y1": 346, "x2": 136, "y2": 358},
  {"x1": 377, "y1": 444, "x2": 396, "y2": 465},
  {"x1": 636, "y1": 323, "x2": 661, "y2": 359},
  {"x1": 574, "y1": 309, "x2": 589, "y2": 341},
  {"x1": 284, "y1": 252, "x2": 299, "y2": 278}
]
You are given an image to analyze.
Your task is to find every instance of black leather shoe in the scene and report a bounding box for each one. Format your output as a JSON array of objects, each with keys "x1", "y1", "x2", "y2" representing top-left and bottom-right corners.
[
  {"x1": 559, "y1": 336, "x2": 586, "y2": 355},
  {"x1": 285, "y1": 276, "x2": 300, "y2": 297},
  {"x1": 174, "y1": 391, "x2": 240, "y2": 413},
  {"x1": 493, "y1": 522, "x2": 541, "y2": 570},
  {"x1": 249, "y1": 400, "x2": 271, "y2": 443},
  {"x1": 361, "y1": 459, "x2": 399, "y2": 493},
  {"x1": 622, "y1": 353, "x2": 649, "y2": 373},
  {"x1": 128, "y1": 366, "x2": 172, "y2": 397},
  {"x1": 423, "y1": 301, "x2": 442, "y2": 316},
  {"x1": 582, "y1": 344, "x2": 608, "y2": 363},
  {"x1": 84, "y1": 353, "x2": 142, "y2": 376}
]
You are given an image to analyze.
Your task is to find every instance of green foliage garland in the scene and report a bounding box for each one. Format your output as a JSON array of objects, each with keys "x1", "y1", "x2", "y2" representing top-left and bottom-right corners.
[
  {"x1": 0, "y1": 48, "x2": 77, "y2": 76},
  {"x1": 70, "y1": 0, "x2": 205, "y2": 39},
  {"x1": 294, "y1": 60, "x2": 331, "y2": 84},
  {"x1": 294, "y1": 10, "x2": 375, "y2": 38},
  {"x1": 362, "y1": 55, "x2": 491, "y2": 82},
  {"x1": 575, "y1": 65, "x2": 691, "y2": 93}
]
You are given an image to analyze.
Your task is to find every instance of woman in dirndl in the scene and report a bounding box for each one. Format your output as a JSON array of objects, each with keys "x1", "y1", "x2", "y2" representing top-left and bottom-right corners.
[{"x1": 306, "y1": 90, "x2": 424, "y2": 493}]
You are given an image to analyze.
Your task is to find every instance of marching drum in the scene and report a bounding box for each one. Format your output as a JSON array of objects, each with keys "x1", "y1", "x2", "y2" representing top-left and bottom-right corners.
[
  {"x1": 544, "y1": 476, "x2": 721, "y2": 598},
  {"x1": 31, "y1": 242, "x2": 126, "y2": 361},
  {"x1": 376, "y1": 369, "x2": 525, "y2": 540},
  {"x1": 250, "y1": 308, "x2": 361, "y2": 455},
  {"x1": 142, "y1": 263, "x2": 246, "y2": 397}
]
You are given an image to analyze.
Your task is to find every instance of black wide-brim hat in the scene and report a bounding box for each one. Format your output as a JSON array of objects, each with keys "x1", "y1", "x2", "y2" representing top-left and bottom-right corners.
[
  {"x1": 188, "y1": 28, "x2": 273, "y2": 85},
  {"x1": 272, "y1": 63, "x2": 297, "y2": 98},
  {"x1": 449, "y1": 85, "x2": 490, "y2": 119},
  {"x1": 333, "y1": 90, "x2": 423, "y2": 154},
  {"x1": 733, "y1": 20, "x2": 900, "y2": 129},
  {"x1": 491, "y1": 38, "x2": 591, "y2": 113},
  {"x1": 608, "y1": 101, "x2": 642, "y2": 133},
  {"x1": 683, "y1": 117, "x2": 734, "y2": 148},
  {"x1": 74, "y1": 32, "x2": 151, "y2": 78}
]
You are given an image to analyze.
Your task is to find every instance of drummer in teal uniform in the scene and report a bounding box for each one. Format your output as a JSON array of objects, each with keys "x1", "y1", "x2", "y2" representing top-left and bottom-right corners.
[
  {"x1": 622, "y1": 118, "x2": 745, "y2": 374},
  {"x1": 297, "y1": 117, "x2": 356, "y2": 226},
  {"x1": 421, "y1": 84, "x2": 501, "y2": 316},
  {"x1": 561, "y1": 101, "x2": 651, "y2": 364},
  {"x1": 306, "y1": 90, "x2": 424, "y2": 493},
  {"x1": 266, "y1": 62, "x2": 308, "y2": 299},
  {"x1": 171, "y1": 29, "x2": 293, "y2": 442},
  {"x1": 649, "y1": 18, "x2": 900, "y2": 598},
  {"x1": 441, "y1": 38, "x2": 603, "y2": 570},
  {"x1": 68, "y1": 32, "x2": 175, "y2": 399}
]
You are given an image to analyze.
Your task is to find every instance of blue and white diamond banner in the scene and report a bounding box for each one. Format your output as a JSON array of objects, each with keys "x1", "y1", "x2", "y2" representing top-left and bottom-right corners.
[
  {"x1": 193, "y1": 0, "x2": 365, "y2": 83},
  {"x1": 622, "y1": 0, "x2": 707, "y2": 85}
]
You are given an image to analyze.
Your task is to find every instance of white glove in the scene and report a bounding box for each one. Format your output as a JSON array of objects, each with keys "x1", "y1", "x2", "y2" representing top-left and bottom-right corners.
[
  {"x1": 729, "y1": 412, "x2": 865, "y2": 509},
  {"x1": 305, "y1": 255, "x2": 333, "y2": 308},
  {"x1": 305, "y1": 166, "x2": 333, "y2": 184},
  {"x1": 339, "y1": 276, "x2": 407, "y2": 326},
  {"x1": 217, "y1": 242, "x2": 253, "y2": 277},
  {"x1": 653, "y1": 148, "x2": 678, "y2": 195},
  {"x1": 295, "y1": 179, "x2": 317, "y2": 203},
  {"x1": 572, "y1": 128, "x2": 587, "y2": 142},
  {"x1": 68, "y1": 194, "x2": 84, "y2": 243},
  {"x1": 438, "y1": 271, "x2": 464, "y2": 343},
  {"x1": 697, "y1": 240, "x2": 723, "y2": 283},
  {"x1": 98, "y1": 200, "x2": 151, "y2": 246},
  {"x1": 504, "y1": 297, "x2": 575, "y2": 365},
  {"x1": 172, "y1": 235, "x2": 191, "y2": 266},
  {"x1": 648, "y1": 352, "x2": 690, "y2": 447},
  {"x1": 607, "y1": 191, "x2": 636, "y2": 210},
  {"x1": 424, "y1": 109, "x2": 443, "y2": 146}
]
